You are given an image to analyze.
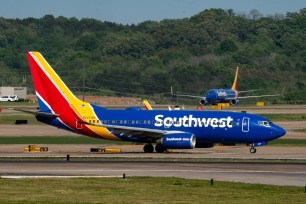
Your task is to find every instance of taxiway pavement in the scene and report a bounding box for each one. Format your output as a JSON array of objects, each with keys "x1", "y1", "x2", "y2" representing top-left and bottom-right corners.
[{"x1": 1, "y1": 161, "x2": 306, "y2": 187}]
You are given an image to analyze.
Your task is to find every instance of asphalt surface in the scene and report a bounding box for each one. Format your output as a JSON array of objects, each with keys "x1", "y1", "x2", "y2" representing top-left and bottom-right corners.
[
  {"x1": 1, "y1": 104, "x2": 306, "y2": 187},
  {"x1": 1, "y1": 161, "x2": 306, "y2": 187}
]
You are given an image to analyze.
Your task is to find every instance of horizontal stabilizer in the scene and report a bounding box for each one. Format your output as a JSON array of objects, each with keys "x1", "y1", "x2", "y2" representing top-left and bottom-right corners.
[{"x1": 11, "y1": 108, "x2": 59, "y2": 118}]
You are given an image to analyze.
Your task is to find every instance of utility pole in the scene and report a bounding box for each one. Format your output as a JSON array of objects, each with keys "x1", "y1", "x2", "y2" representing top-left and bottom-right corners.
[{"x1": 82, "y1": 64, "x2": 85, "y2": 101}]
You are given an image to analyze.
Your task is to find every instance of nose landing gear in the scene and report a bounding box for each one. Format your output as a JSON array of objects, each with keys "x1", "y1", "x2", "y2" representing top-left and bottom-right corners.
[
  {"x1": 250, "y1": 147, "x2": 257, "y2": 154},
  {"x1": 249, "y1": 142, "x2": 267, "y2": 154}
]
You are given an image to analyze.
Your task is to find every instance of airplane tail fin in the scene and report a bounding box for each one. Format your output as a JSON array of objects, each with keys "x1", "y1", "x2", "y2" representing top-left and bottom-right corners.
[
  {"x1": 27, "y1": 52, "x2": 82, "y2": 114},
  {"x1": 143, "y1": 100, "x2": 153, "y2": 110},
  {"x1": 231, "y1": 66, "x2": 239, "y2": 91},
  {"x1": 27, "y1": 52, "x2": 118, "y2": 140}
]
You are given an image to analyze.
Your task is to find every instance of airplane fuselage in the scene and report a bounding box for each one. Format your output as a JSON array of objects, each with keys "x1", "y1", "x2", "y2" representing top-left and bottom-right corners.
[
  {"x1": 38, "y1": 105, "x2": 285, "y2": 146},
  {"x1": 205, "y1": 89, "x2": 237, "y2": 104},
  {"x1": 27, "y1": 51, "x2": 285, "y2": 153}
]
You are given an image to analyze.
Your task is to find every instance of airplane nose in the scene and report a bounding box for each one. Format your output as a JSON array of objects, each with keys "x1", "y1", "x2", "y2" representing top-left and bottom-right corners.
[{"x1": 274, "y1": 126, "x2": 286, "y2": 138}]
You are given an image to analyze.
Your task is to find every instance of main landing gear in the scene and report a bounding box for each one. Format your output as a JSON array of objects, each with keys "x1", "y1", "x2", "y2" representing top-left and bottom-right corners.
[
  {"x1": 143, "y1": 143, "x2": 165, "y2": 153},
  {"x1": 250, "y1": 146, "x2": 257, "y2": 154}
]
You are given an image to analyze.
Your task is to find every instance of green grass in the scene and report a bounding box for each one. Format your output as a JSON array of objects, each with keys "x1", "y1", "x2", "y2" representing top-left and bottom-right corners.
[
  {"x1": 269, "y1": 139, "x2": 306, "y2": 146},
  {"x1": 0, "y1": 101, "x2": 38, "y2": 107},
  {"x1": 0, "y1": 136, "x2": 129, "y2": 145},
  {"x1": 294, "y1": 129, "x2": 306, "y2": 133},
  {"x1": 0, "y1": 114, "x2": 41, "y2": 124},
  {"x1": 259, "y1": 114, "x2": 306, "y2": 121},
  {"x1": 0, "y1": 177, "x2": 304, "y2": 204}
]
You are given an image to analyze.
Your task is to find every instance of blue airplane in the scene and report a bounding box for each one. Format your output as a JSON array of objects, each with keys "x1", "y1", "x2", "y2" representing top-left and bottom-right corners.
[
  {"x1": 23, "y1": 52, "x2": 286, "y2": 154},
  {"x1": 171, "y1": 67, "x2": 282, "y2": 105}
]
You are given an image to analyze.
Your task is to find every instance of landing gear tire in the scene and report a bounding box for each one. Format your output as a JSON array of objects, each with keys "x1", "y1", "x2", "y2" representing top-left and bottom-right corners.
[
  {"x1": 143, "y1": 144, "x2": 154, "y2": 153},
  {"x1": 155, "y1": 144, "x2": 165, "y2": 153},
  {"x1": 250, "y1": 147, "x2": 257, "y2": 154}
]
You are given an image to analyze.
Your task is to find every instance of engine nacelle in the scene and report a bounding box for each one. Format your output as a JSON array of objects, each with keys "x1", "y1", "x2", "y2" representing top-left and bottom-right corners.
[
  {"x1": 161, "y1": 133, "x2": 196, "y2": 149},
  {"x1": 230, "y1": 98, "x2": 239, "y2": 105},
  {"x1": 199, "y1": 98, "x2": 208, "y2": 105}
]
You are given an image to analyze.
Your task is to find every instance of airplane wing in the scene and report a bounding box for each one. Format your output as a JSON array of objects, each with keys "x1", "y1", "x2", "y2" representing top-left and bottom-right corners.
[
  {"x1": 171, "y1": 93, "x2": 203, "y2": 99},
  {"x1": 88, "y1": 123, "x2": 186, "y2": 140},
  {"x1": 237, "y1": 93, "x2": 282, "y2": 99},
  {"x1": 238, "y1": 89, "x2": 262, "y2": 94},
  {"x1": 171, "y1": 86, "x2": 203, "y2": 99},
  {"x1": 10, "y1": 108, "x2": 59, "y2": 118}
]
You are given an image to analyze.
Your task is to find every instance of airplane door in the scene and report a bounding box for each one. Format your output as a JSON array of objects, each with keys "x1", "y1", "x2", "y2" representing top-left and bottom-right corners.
[{"x1": 242, "y1": 117, "x2": 250, "y2": 132}]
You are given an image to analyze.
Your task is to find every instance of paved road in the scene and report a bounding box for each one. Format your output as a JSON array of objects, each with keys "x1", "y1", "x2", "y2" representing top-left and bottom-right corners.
[{"x1": 1, "y1": 161, "x2": 306, "y2": 187}]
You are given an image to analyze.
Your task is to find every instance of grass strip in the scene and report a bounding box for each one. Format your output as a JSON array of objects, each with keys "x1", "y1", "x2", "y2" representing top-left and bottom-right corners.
[
  {"x1": 269, "y1": 139, "x2": 306, "y2": 146},
  {"x1": 0, "y1": 114, "x2": 41, "y2": 124},
  {"x1": 0, "y1": 177, "x2": 305, "y2": 203},
  {"x1": 259, "y1": 114, "x2": 306, "y2": 121}
]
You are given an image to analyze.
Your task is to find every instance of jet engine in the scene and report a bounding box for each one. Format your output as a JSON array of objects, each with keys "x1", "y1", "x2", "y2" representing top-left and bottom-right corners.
[
  {"x1": 161, "y1": 133, "x2": 196, "y2": 149},
  {"x1": 199, "y1": 98, "x2": 208, "y2": 105},
  {"x1": 230, "y1": 98, "x2": 239, "y2": 105}
]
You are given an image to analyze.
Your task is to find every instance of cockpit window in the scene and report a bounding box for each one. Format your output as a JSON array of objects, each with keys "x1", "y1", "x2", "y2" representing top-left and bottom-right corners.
[{"x1": 258, "y1": 121, "x2": 271, "y2": 127}]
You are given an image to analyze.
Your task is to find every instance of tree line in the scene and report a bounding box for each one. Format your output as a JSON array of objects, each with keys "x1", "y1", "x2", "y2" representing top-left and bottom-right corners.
[{"x1": 0, "y1": 8, "x2": 305, "y2": 103}]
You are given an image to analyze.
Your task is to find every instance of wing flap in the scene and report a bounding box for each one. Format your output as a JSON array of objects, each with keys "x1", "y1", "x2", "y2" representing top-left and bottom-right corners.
[{"x1": 88, "y1": 123, "x2": 186, "y2": 140}]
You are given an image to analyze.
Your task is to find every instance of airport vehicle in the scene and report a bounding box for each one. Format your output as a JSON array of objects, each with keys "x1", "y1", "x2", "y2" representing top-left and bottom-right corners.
[
  {"x1": 24, "y1": 145, "x2": 48, "y2": 152},
  {"x1": 0, "y1": 95, "x2": 19, "y2": 102},
  {"x1": 21, "y1": 52, "x2": 285, "y2": 153},
  {"x1": 171, "y1": 67, "x2": 282, "y2": 105}
]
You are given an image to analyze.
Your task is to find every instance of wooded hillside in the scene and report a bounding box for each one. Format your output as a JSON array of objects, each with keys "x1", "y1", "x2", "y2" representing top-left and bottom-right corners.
[{"x1": 0, "y1": 8, "x2": 305, "y2": 103}]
